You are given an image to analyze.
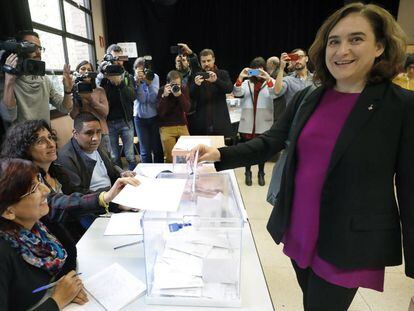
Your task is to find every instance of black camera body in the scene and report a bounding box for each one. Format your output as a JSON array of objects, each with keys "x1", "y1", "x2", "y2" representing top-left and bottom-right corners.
[
  {"x1": 196, "y1": 71, "x2": 210, "y2": 79},
  {"x1": 171, "y1": 84, "x2": 181, "y2": 93},
  {"x1": 0, "y1": 39, "x2": 45, "y2": 76},
  {"x1": 143, "y1": 55, "x2": 155, "y2": 81},
  {"x1": 73, "y1": 72, "x2": 97, "y2": 94},
  {"x1": 100, "y1": 53, "x2": 126, "y2": 76}
]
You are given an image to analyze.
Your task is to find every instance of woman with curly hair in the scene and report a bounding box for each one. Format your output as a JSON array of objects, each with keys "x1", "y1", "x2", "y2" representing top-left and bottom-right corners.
[
  {"x1": 0, "y1": 120, "x2": 139, "y2": 240},
  {"x1": 189, "y1": 3, "x2": 413, "y2": 310},
  {"x1": 0, "y1": 158, "x2": 87, "y2": 310}
]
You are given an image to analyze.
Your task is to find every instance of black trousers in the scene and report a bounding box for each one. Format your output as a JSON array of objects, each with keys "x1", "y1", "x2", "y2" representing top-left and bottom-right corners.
[
  {"x1": 291, "y1": 260, "x2": 358, "y2": 311},
  {"x1": 238, "y1": 135, "x2": 265, "y2": 173}
]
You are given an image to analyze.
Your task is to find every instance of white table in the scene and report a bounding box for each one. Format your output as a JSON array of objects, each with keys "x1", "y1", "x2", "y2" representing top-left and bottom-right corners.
[{"x1": 76, "y1": 167, "x2": 274, "y2": 310}]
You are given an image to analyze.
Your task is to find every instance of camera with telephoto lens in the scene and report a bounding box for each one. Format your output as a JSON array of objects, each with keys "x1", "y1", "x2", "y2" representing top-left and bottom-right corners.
[
  {"x1": 171, "y1": 83, "x2": 181, "y2": 93},
  {"x1": 72, "y1": 71, "x2": 98, "y2": 94},
  {"x1": 100, "y1": 53, "x2": 127, "y2": 76},
  {"x1": 0, "y1": 39, "x2": 45, "y2": 76},
  {"x1": 143, "y1": 55, "x2": 155, "y2": 81}
]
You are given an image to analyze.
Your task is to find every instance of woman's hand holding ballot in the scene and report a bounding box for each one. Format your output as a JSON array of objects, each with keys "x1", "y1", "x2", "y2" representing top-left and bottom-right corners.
[{"x1": 186, "y1": 144, "x2": 221, "y2": 166}]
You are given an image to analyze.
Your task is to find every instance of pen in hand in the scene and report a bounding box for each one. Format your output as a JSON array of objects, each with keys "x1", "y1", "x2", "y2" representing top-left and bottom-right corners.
[{"x1": 32, "y1": 273, "x2": 82, "y2": 293}]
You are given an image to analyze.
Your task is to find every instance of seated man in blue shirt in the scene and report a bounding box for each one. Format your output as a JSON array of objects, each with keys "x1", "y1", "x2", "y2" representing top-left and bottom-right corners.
[{"x1": 57, "y1": 112, "x2": 135, "y2": 195}]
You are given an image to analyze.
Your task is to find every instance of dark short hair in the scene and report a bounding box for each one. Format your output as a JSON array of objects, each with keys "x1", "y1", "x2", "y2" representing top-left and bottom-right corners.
[
  {"x1": 16, "y1": 30, "x2": 39, "y2": 42},
  {"x1": 291, "y1": 48, "x2": 307, "y2": 56},
  {"x1": 250, "y1": 57, "x2": 266, "y2": 69},
  {"x1": 106, "y1": 44, "x2": 123, "y2": 54},
  {"x1": 0, "y1": 120, "x2": 55, "y2": 160},
  {"x1": 200, "y1": 49, "x2": 215, "y2": 58},
  {"x1": 75, "y1": 60, "x2": 95, "y2": 73},
  {"x1": 166, "y1": 70, "x2": 182, "y2": 83},
  {"x1": 309, "y1": 2, "x2": 407, "y2": 88},
  {"x1": 404, "y1": 54, "x2": 414, "y2": 69},
  {"x1": 74, "y1": 112, "x2": 100, "y2": 132},
  {"x1": 0, "y1": 158, "x2": 38, "y2": 231}
]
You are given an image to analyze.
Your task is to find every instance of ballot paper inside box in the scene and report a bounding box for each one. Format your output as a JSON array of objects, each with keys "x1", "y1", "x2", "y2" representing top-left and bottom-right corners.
[{"x1": 142, "y1": 172, "x2": 244, "y2": 307}]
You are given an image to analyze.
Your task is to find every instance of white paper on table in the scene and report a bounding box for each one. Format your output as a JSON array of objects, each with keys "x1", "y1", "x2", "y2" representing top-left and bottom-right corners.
[
  {"x1": 82, "y1": 262, "x2": 146, "y2": 311},
  {"x1": 103, "y1": 212, "x2": 143, "y2": 236},
  {"x1": 152, "y1": 268, "x2": 203, "y2": 289},
  {"x1": 166, "y1": 228, "x2": 230, "y2": 249},
  {"x1": 196, "y1": 193, "x2": 224, "y2": 218},
  {"x1": 152, "y1": 287, "x2": 202, "y2": 298},
  {"x1": 202, "y1": 283, "x2": 239, "y2": 299},
  {"x1": 159, "y1": 249, "x2": 203, "y2": 276},
  {"x1": 174, "y1": 137, "x2": 211, "y2": 151},
  {"x1": 166, "y1": 240, "x2": 213, "y2": 258},
  {"x1": 112, "y1": 176, "x2": 186, "y2": 211}
]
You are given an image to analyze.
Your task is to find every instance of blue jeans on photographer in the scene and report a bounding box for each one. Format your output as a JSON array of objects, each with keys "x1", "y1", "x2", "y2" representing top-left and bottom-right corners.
[
  {"x1": 134, "y1": 115, "x2": 164, "y2": 163},
  {"x1": 108, "y1": 119, "x2": 137, "y2": 170}
]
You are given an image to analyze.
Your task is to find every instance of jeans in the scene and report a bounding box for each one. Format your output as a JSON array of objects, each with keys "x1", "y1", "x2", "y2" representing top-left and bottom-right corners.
[
  {"x1": 134, "y1": 115, "x2": 164, "y2": 163},
  {"x1": 108, "y1": 119, "x2": 137, "y2": 170},
  {"x1": 159, "y1": 125, "x2": 189, "y2": 163}
]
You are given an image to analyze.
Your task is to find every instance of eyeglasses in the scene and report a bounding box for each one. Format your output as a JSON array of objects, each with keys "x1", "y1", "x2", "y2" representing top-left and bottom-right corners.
[
  {"x1": 34, "y1": 44, "x2": 46, "y2": 53},
  {"x1": 33, "y1": 134, "x2": 57, "y2": 147},
  {"x1": 20, "y1": 173, "x2": 42, "y2": 199}
]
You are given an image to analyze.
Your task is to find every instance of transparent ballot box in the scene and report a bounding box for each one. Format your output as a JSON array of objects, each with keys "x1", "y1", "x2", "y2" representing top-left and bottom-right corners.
[{"x1": 142, "y1": 172, "x2": 244, "y2": 307}]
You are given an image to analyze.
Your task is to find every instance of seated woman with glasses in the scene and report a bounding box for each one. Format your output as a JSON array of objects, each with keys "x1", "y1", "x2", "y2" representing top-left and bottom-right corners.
[
  {"x1": 0, "y1": 158, "x2": 87, "y2": 310},
  {"x1": 0, "y1": 120, "x2": 140, "y2": 241}
]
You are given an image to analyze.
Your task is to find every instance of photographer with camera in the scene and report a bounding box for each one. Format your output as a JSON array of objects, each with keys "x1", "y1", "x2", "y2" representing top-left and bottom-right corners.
[
  {"x1": 157, "y1": 70, "x2": 190, "y2": 163},
  {"x1": 180, "y1": 44, "x2": 233, "y2": 139},
  {"x1": 133, "y1": 57, "x2": 163, "y2": 163},
  {"x1": 0, "y1": 30, "x2": 73, "y2": 124},
  {"x1": 173, "y1": 51, "x2": 191, "y2": 86},
  {"x1": 234, "y1": 57, "x2": 276, "y2": 186},
  {"x1": 97, "y1": 44, "x2": 137, "y2": 170},
  {"x1": 70, "y1": 60, "x2": 110, "y2": 153},
  {"x1": 273, "y1": 48, "x2": 314, "y2": 106}
]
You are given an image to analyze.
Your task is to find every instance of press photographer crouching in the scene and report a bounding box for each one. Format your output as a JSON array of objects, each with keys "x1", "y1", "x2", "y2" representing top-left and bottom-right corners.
[
  {"x1": 97, "y1": 44, "x2": 137, "y2": 170},
  {"x1": 70, "y1": 61, "x2": 110, "y2": 154},
  {"x1": 157, "y1": 70, "x2": 190, "y2": 163},
  {"x1": 0, "y1": 30, "x2": 73, "y2": 124}
]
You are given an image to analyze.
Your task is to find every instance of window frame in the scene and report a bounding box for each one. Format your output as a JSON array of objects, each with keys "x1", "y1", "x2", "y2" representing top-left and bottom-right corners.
[{"x1": 30, "y1": 0, "x2": 96, "y2": 75}]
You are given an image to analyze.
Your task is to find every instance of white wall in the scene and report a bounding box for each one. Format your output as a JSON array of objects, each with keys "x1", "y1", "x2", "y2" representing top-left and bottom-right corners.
[{"x1": 91, "y1": 0, "x2": 106, "y2": 61}]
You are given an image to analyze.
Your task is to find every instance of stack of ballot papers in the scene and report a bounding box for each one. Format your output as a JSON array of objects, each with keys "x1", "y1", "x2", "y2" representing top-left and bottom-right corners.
[
  {"x1": 112, "y1": 175, "x2": 186, "y2": 211},
  {"x1": 64, "y1": 263, "x2": 146, "y2": 311},
  {"x1": 150, "y1": 225, "x2": 240, "y2": 300},
  {"x1": 104, "y1": 212, "x2": 143, "y2": 236}
]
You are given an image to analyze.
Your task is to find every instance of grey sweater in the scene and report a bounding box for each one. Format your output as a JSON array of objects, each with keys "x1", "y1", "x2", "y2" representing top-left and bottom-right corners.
[{"x1": 0, "y1": 75, "x2": 70, "y2": 123}]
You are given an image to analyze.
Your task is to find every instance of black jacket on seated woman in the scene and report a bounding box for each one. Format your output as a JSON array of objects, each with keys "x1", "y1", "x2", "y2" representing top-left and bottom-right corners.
[{"x1": 0, "y1": 158, "x2": 87, "y2": 310}]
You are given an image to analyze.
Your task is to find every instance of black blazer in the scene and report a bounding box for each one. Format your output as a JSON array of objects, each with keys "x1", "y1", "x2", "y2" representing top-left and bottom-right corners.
[
  {"x1": 216, "y1": 81, "x2": 414, "y2": 277},
  {"x1": 188, "y1": 68, "x2": 234, "y2": 137}
]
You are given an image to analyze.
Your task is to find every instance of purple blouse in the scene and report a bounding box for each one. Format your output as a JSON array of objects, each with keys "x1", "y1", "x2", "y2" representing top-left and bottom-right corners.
[{"x1": 282, "y1": 88, "x2": 385, "y2": 291}]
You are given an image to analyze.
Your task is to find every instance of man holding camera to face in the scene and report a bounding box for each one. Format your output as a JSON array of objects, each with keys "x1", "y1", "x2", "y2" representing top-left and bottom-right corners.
[
  {"x1": 273, "y1": 48, "x2": 314, "y2": 106},
  {"x1": 133, "y1": 57, "x2": 163, "y2": 163},
  {"x1": 178, "y1": 44, "x2": 233, "y2": 138},
  {"x1": 0, "y1": 30, "x2": 73, "y2": 124},
  {"x1": 157, "y1": 70, "x2": 190, "y2": 163},
  {"x1": 97, "y1": 44, "x2": 137, "y2": 170},
  {"x1": 70, "y1": 60, "x2": 110, "y2": 153}
]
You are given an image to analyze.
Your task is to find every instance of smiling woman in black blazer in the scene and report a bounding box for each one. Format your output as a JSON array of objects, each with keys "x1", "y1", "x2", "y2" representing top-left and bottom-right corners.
[{"x1": 189, "y1": 3, "x2": 413, "y2": 311}]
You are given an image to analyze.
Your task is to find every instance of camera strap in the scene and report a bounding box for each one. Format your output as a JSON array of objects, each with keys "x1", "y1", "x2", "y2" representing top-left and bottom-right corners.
[{"x1": 2, "y1": 64, "x2": 19, "y2": 75}]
